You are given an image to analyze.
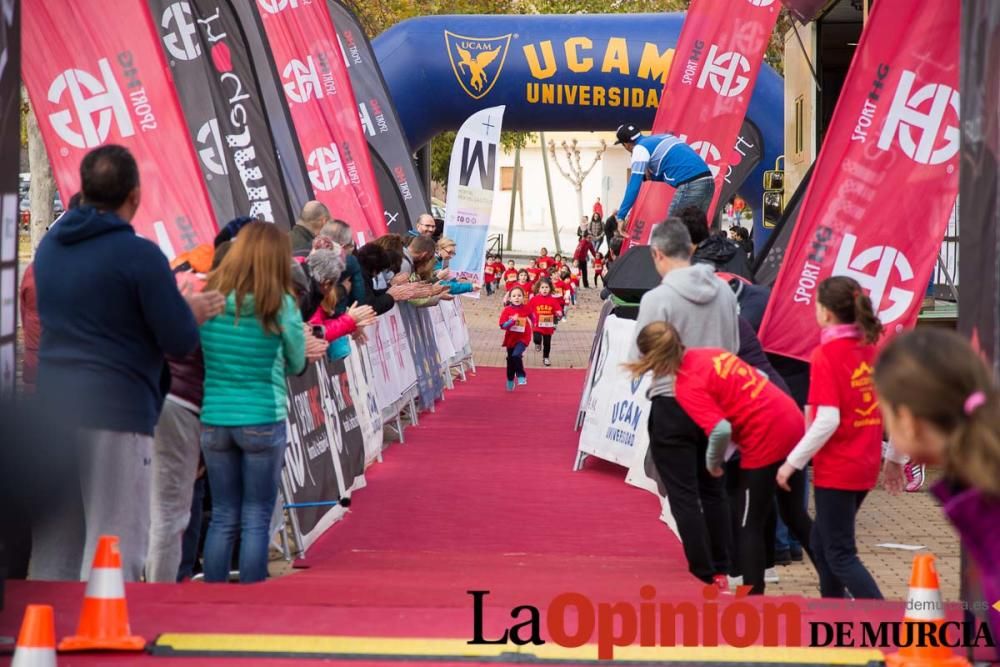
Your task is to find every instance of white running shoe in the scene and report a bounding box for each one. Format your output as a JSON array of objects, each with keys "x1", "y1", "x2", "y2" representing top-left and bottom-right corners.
[{"x1": 765, "y1": 567, "x2": 780, "y2": 583}]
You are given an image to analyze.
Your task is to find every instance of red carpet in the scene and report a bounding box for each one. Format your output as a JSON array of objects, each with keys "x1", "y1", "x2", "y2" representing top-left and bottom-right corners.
[{"x1": 0, "y1": 367, "x2": 937, "y2": 664}]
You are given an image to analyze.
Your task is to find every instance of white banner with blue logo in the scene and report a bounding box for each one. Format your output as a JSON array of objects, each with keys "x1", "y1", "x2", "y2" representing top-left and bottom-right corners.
[{"x1": 443, "y1": 105, "x2": 505, "y2": 297}]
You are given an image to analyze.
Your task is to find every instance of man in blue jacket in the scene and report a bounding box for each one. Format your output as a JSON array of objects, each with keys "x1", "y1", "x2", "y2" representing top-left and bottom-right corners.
[
  {"x1": 614, "y1": 123, "x2": 715, "y2": 224},
  {"x1": 30, "y1": 145, "x2": 224, "y2": 581}
]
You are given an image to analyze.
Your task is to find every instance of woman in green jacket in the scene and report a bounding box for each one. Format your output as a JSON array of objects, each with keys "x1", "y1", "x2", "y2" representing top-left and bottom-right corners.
[{"x1": 199, "y1": 222, "x2": 326, "y2": 583}]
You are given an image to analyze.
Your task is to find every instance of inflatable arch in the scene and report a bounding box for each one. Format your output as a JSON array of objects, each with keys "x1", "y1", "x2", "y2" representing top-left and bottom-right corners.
[{"x1": 373, "y1": 12, "x2": 785, "y2": 243}]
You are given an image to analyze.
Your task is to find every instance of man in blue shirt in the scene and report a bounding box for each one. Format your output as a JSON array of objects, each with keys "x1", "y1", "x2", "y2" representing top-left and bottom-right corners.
[{"x1": 614, "y1": 123, "x2": 715, "y2": 224}]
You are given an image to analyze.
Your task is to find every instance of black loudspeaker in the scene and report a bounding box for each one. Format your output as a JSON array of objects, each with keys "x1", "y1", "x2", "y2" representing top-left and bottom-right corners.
[{"x1": 604, "y1": 246, "x2": 660, "y2": 304}]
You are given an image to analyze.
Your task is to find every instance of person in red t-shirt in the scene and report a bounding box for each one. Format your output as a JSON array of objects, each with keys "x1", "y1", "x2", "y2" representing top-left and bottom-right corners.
[
  {"x1": 499, "y1": 286, "x2": 533, "y2": 391},
  {"x1": 483, "y1": 253, "x2": 498, "y2": 296},
  {"x1": 776, "y1": 276, "x2": 885, "y2": 600},
  {"x1": 526, "y1": 262, "x2": 543, "y2": 284},
  {"x1": 627, "y1": 321, "x2": 816, "y2": 595},
  {"x1": 553, "y1": 253, "x2": 566, "y2": 273},
  {"x1": 568, "y1": 268, "x2": 580, "y2": 305},
  {"x1": 502, "y1": 260, "x2": 519, "y2": 292},
  {"x1": 508, "y1": 269, "x2": 533, "y2": 302},
  {"x1": 536, "y1": 247, "x2": 554, "y2": 272},
  {"x1": 593, "y1": 252, "x2": 606, "y2": 288},
  {"x1": 528, "y1": 278, "x2": 563, "y2": 367}
]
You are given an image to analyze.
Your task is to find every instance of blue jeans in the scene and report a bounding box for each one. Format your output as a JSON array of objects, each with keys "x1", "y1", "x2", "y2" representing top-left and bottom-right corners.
[
  {"x1": 812, "y1": 487, "x2": 882, "y2": 599},
  {"x1": 775, "y1": 467, "x2": 809, "y2": 552},
  {"x1": 201, "y1": 422, "x2": 286, "y2": 584},
  {"x1": 667, "y1": 177, "x2": 715, "y2": 217}
]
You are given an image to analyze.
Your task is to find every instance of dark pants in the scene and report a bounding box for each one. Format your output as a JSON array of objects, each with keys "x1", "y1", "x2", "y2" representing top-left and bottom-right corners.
[
  {"x1": 812, "y1": 488, "x2": 882, "y2": 599},
  {"x1": 648, "y1": 397, "x2": 731, "y2": 583},
  {"x1": 178, "y1": 474, "x2": 207, "y2": 581},
  {"x1": 577, "y1": 260, "x2": 589, "y2": 287},
  {"x1": 485, "y1": 281, "x2": 495, "y2": 296},
  {"x1": 532, "y1": 332, "x2": 552, "y2": 359},
  {"x1": 594, "y1": 270, "x2": 606, "y2": 287},
  {"x1": 506, "y1": 343, "x2": 526, "y2": 381},
  {"x1": 737, "y1": 461, "x2": 814, "y2": 594}
]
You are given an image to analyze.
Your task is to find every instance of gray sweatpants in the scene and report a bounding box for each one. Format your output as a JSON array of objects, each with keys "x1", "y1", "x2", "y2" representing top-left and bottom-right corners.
[
  {"x1": 146, "y1": 400, "x2": 201, "y2": 583},
  {"x1": 28, "y1": 429, "x2": 153, "y2": 582}
]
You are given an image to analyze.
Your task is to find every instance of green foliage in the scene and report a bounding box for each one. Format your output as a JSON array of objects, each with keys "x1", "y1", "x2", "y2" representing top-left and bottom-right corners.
[{"x1": 430, "y1": 130, "x2": 535, "y2": 186}]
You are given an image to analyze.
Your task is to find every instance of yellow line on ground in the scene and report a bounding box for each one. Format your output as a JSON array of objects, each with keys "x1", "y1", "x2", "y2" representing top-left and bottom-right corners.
[{"x1": 154, "y1": 633, "x2": 885, "y2": 664}]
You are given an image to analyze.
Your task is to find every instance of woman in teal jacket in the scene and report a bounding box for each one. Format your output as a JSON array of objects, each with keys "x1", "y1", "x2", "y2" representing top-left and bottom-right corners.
[
  {"x1": 435, "y1": 236, "x2": 480, "y2": 295},
  {"x1": 199, "y1": 222, "x2": 326, "y2": 583}
]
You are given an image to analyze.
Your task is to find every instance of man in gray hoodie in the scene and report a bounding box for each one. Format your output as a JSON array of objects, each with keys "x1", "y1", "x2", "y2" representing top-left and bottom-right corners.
[{"x1": 629, "y1": 218, "x2": 739, "y2": 587}]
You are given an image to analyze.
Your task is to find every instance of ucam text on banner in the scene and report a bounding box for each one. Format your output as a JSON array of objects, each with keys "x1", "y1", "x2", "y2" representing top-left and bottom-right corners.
[
  {"x1": 758, "y1": 0, "x2": 959, "y2": 360},
  {"x1": 22, "y1": 0, "x2": 219, "y2": 257},
  {"x1": 443, "y1": 106, "x2": 505, "y2": 297}
]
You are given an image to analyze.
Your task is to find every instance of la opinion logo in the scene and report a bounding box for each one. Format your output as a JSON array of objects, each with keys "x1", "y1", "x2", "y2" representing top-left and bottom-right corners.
[{"x1": 444, "y1": 31, "x2": 512, "y2": 100}]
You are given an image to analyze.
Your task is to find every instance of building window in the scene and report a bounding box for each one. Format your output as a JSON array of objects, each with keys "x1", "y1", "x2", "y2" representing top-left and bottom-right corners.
[
  {"x1": 501, "y1": 166, "x2": 521, "y2": 191},
  {"x1": 795, "y1": 96, "x2": 804, "y2": 154}
]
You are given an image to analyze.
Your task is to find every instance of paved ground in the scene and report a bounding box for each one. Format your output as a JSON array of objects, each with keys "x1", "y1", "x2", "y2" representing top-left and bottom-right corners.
[{"x1": 460, "y1": 286, "x2": 962, "y2": 603}]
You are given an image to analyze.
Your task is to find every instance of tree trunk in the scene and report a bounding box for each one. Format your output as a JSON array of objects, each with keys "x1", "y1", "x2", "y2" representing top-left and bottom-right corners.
[
  {"x1": 575, "y1": 185, "x2": 584, "y2": 228},
  {"x1": 26, "y1": 98, "x2": 56, "y2": 252}
]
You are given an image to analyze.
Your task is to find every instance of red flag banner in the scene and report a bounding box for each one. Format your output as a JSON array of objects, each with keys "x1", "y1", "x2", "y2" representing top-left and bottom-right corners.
[
  {"x1": 758, "y1": 0, "x2": 959, "y2": 361},
  {"x1": 625, "y1": 0, "x2": 779, "y2": 246},
  {"x1": 22, "y1": 0, "x2": 217, "y2": 258},
  {"x1": 255, "y1": 0, "x2": 387, "y2": 243}
]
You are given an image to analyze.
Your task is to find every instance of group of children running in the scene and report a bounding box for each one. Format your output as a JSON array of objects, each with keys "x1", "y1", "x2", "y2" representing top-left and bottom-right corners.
[{"x1": 485, "y1": 248, "x2": 601, "y2": 388}]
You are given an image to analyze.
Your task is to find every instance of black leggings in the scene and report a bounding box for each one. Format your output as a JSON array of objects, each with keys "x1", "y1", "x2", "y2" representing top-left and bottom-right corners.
[
  {"x1": 594, "y1": 269, "x2": 606, "y2": 287},
  {"x1": 532, "y1": 332, "x2": 552, "y2": 358},
  {"x1": 506, "y1": 343, "x2": 526, "y2": 381},
  {"x1": 736, "y1": 461, "x2": 815, "y2": 594},
  {"x1": 577, "y1": 260, "x2": 589, "y2": 287}
]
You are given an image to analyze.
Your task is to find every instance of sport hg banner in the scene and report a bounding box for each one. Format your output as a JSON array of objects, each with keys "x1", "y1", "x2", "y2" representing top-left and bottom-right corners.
[
  {"x1": 150, "y1": 0, "x2": 294, "y2": 229},
  {"x1": 714, "y1": 119, "x2": 764, "y2": 224},
  {"x1": 443, "y1": 105, "x2": 505, "y2": 292},
  {"x1": 624, "y1": 0, "x2": 779, "y2": 246},
  {"x1": 255, "y1": 0, "x2": 387, "y2": 243},
  {"x1": 327, "y1": 0, "x2": 426, "y2": 234},
  {"x1": 759, "y1": 0, "x2": 960, "y2": 361},
  {"x1": 22, "y1": 0, "x2": 218, "y2": 258},
  {"x1": 0, "y1": 0, "x2": 17, "y2": 399}
]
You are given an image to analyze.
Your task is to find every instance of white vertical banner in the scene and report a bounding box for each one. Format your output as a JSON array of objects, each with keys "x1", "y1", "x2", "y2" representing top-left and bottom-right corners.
[{"x1": 443, "y1": 105, "x2": 505, "y2": 298}]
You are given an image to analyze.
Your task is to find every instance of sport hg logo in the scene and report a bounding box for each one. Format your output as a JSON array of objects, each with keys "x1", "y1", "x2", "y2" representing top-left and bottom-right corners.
[
  {"x1": 877, "y1": 70, "x2": 959, "y2": 165},
  {"x1": 47, "y1": 59, "x2": 134, "y2": 149},
  {"x1": 161, "y1": 2, "x2": 201, "y2": 61},
  {"x1": 257, "y1": 0, "x2": 309, "y2": 14},
  {"x1": 282, "y1": 56, "x2": 322, "y2": 103},
  {"x1": 697, "y1": 45, "x2": 750, "y2": 97},
  {"x1": 690, "y1": 140, "x2": 722, "y2": 177},
  {"x1": 196, "y1": 118, "x2": 226, "y2": 176},
  {"x1": 444, "y1": 31, "x2": 512, "y2": 100},
  {"x1": 833, "y1": 233, "x2": 914, "y2": 325},
  {"x1": 307, "y1": 144, "x2": 347, "y2": 192}
]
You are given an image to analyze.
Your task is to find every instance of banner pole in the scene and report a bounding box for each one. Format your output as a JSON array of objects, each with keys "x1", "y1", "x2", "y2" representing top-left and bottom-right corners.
[
  {"x1": 506, "y1": 146, "x2": 520, "y2": 251},
  {"x1": 540, "y1": 132, "x2": 562, "y2": 254}
]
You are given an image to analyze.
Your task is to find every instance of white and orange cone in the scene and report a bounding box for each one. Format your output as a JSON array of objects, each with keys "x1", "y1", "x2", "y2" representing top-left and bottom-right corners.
[
  {"x1": 886, "y1": 553, "x2": 970, "y2": 667},
  {"x1": 58, "y1": 535, "x2": 145, "y2": 651},
  {"x1": 11, "y1": 604, "x2": 57, "y2": 667}
]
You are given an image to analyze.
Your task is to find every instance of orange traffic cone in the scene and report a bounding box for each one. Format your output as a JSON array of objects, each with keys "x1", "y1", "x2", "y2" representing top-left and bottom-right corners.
[
  {"x1": 11, "y1": 604, "x2": 57, "y2": 666},
  {"x1": 58, "y1": 535, "x2": 145, "y2": 651},
  {"x1": 885, "y1": 554, "x2": 970, "y2": 667}
]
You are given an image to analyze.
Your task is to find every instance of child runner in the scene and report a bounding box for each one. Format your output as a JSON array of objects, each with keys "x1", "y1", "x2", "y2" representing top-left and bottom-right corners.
[
  {"x1": 537, "y1": 248, "x2": 554, "y2": 272},
  {"x1": 593, "y1": 252, "x2": 606, "y2": 287},
  {"x1": 568, "y1": 268, "x2": 580, "y2": 305},
  {"x1": 627, "y1": 321, "x2": 815, "y2": 595},
  {"x1": 502, "y1": 260, "x2": 519, "y2": 290},
  {"x1": 483, "y1": 254, "x2": 497, "y2": 296},
  {"x1": 529, "y1": 278, "x2": 563, "y2": 367},
  {"x1": 526, "y1": 261, "x2": 543, "y2": 285},
  {"x1": 557, "y1": 267, "x2": 575, "y2": 309},
  {"x1": 514, "y1": 269, "x2": 533, "y2": 296},
  {"x1": 499, "y1": 287, "x2": 532, "y2": 391},
  {"x1": 553, "y1": 253, "x2": 566, "y2": 273},
  {"x1": 776, "y1": 276, "x2": 884, "y2": 600},
  {"x1": 874, "y1": 329, "x2": 1000, "y2": 658}
]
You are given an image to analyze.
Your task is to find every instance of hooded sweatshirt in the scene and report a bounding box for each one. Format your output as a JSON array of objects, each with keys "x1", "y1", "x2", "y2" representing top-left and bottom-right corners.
[
  {"x1": 692, "y1": 235, "x2": 752, "y2": 281},
  {"x1": 629, "y1": 262, "x2": 739, "y2": 396},
  {"x1": 34, "y1": 206, "x2": 200, "y2": 435}
]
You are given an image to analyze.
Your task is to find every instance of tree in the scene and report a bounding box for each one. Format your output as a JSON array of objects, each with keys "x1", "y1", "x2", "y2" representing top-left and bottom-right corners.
[
  {"x1": 548, "y1": 137, "x2": 606, "y2": 223},
  {"x1": 24, "y1": 93, "x2": 56, "y2": 252}
]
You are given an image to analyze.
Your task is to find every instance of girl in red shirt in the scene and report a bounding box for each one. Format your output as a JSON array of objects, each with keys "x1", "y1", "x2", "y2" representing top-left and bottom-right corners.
[
  {"x1": 536, "y1": 248, "x2": 553, "y2": 271},
  {"x1": 509, "y1": 269, "x2": 532, "y2": 301},
  {"x1": 499, "y1": 286, "x2": 532, "y2": 391},
  {"x1": 627, "y1": 321, "x2": 816, "y2": 595},
  {"x1": 776, "y1": 276, "x2": 885, "y2": 600},
  {"x1": 502, "y1": 260, "x2": 519, "y2": 290},
  {"x1": 483, "y1": 253, "x2": 497, "y2": 296},
  {"x1": 528, "y1": 278, "x2": 563, "y2": 367},
  {"x1": 526, "y1": 262, "x2": 543, "y2": 284},
  {"x1": 593, "y1": 253, "x2": 606, "y2": 287}
]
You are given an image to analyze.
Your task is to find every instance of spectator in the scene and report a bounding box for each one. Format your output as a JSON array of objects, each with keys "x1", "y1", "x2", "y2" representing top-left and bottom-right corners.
[
  {"x1": 30, "y1": 145, "x2": 225, "y2": 581},
  {"x1": 729, "y1": 226, "x2": 755, "y2": 267},
  {"x1": 305, "y1": 249, "x2": 377, "y2": 345},
  {"x1": 577, "y1": 215, "x2": 589, "y2": 239},
  {"x1": 401, "y1": 235, "x2": 437, "y2": 277},
  {"x1": 198, "y1": 222, "x2": 327, "y2": 583},
  {"x1": 356, "y1": 243, "x2": 420, "y2": 314},
  {"x1": 435, "y1": 237, "x2": 479, "y2": 295},
  {"x1": 588, "y1": 212, "x2": 605, "y2": 251},
  {"x1": 626, "y1": 218, "x2": 739, "y2": 588},
  {"x1": 573, "y1": 233, "x2": 597, "y2": 288},
  {"x1": 289, "y1": 201, "x2": 330, "y2": 254},
  {"x1": 604, "y1": 213, "x2": 619, "y2": 252},
  {"x1": 318, "y1": 219, "x2": 365, "y2": 308},
  {"x1": 18, "y1": 264, "x2": 40, "y2": 394},
  {"x1": 592, "y1": 196, "x2": 603, "y2": 219},
  {"x1": 678, "y1": 207, "x2": 752, "y2": 280},
  {"x1": 410, "y1": 213, "x2": 437, "y2": 238}
]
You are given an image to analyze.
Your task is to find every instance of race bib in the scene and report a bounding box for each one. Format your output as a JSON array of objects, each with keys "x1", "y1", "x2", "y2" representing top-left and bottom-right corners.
[
  {"x1": 485, "y1": 266, "x2": 494, "y2": 275},
  {"x1": 539, "y1": 314, "x2": 554, "y2": 327},
  {"x1": 510, "y1": 317, "x2": 526, "y2": 333}
]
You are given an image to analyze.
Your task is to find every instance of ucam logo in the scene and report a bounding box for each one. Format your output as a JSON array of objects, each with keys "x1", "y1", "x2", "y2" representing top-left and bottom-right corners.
[
  {"x1": 47, "y1": 59, "x2": 134, "y2": 148},
  {"x1": 282, "y1": 56, "x2": 322, "y2": 103},
  {"x1": 257, "y1": 0, "x2": 309, "y2": 14},
  {"x1": 877, "y1": 70, "x2": 959, "y2": 165},
  {"x1": 832, "y1": 233, "x2": 914, "y2": 325},
  {"x1": 697, "y1": 45, "x2": 750, "y2": 97},
  {"x1": 307, "y1": 143, "x2": 347, "y2": 191},
  {"x1": 161, "y1": 2, "x2": 201, "y2": 61},
  {"x1": 196, "y1": 118, "x2": 226, "y2": 176},
  {"x1": 444, "y1": 31, "x2": 512, "y2": 100}
]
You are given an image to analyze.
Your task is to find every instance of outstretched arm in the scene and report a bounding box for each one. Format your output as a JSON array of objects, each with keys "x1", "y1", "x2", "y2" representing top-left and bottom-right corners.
[{"x1": 617, "y1": 171, "x2": 645, "y2": 222}]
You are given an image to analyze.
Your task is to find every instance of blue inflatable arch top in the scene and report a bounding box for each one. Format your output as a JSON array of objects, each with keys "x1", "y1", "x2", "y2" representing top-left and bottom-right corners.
[{"x1": 373, "y1": 12, "x2": 785, "y2": 242}]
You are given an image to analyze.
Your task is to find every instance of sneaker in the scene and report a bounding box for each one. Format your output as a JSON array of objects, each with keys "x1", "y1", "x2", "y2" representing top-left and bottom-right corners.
[
  {"x1": 543, "y1": 358, "x2": 551, "y2": 367},
  {"x1": 765, "y1": 567, "x2": 780, "y2": 583},
  {"x1": 775, "y1": 549, "x2": 792, "y2": 566},
  {"x1": 517, "y1": 376, "x2": 527, "y2": 386},
  {"x1": 506, "y1": 380, "x2": 515, "y2": 392},
  {"x1": 790, "y1": 546, "x2": 804, "y2": 562},
  {"x1": 904, "y1": 462, "x2": 926, "y2": 492},
  {"x1": 727, "y1": 575, "x2": 743, "y2": 589}
]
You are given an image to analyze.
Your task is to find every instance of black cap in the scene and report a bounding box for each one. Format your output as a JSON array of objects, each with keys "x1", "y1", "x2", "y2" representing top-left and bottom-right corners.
[{"x1": 615, "y1": 123, "x2": 642, "y2": 145}]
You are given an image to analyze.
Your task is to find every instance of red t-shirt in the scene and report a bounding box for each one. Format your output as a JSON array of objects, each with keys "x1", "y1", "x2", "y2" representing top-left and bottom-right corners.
[
  {"x1": 675, "y1": 349, "x2": 805, "y2": 469},
  {"x1": 594, "y1": 258, "x2": 604, "y2": 273},
  {"x1": 502, "y1": 268, "x2": 519, "y2": 284},
  {"x1": 536, "y1": 257, "x2": 553, "y2": 271},
  {"x1": 512, "y1": 280, "x2": 533, "y2": 296},
  {"x1": 499, "y1": 304, "x2": 533, "y2": 348},
  {"x1": 483, "y1": 262, "x2": 497, "y2": 283},
  {"x1": 552, "y1": 280, "x2": 569, "y2": 300},
  {"x1": 528, "y1": 294, "x2": 563, "y2": 333},
  {"x1": 808, "y1": 336, "x2": 883, "y2": 491},
  {"x1": 527, "y1": 267, "x2": 543, "y2": 283},
  {"x1": 569, "y1": 274, "x2": 580, "y2": 289}
]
